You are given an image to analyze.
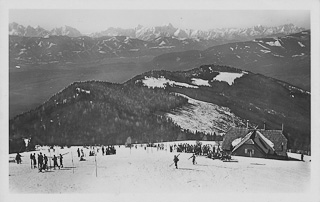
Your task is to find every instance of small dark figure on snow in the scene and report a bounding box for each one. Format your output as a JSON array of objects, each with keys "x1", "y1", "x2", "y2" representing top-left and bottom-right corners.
[
  {"x1": 30, "y1": 153, "x2": 33, "y2": 168},
  {"x1": 15, "y1": 153, "x2": 22, "y2": 164},
  {"x1": 102, "y1": 146, "x2": 105, "y2": 156},
  {"x1": 38, "y1": 152, "x2": 44, "y2": 172},
  {"x1": 59, "y1": 154, "x2": 63, "y2": 168},
  {"x1": 33, "y1": 153, "x2": 37, "y2": 168},
  {"x1": 173, "y1": 155, "x2": 179, "y2": 169},
  {"x1": 301, "y1": 153, "x2": 304, "y2": 161},
  {"x1": 189, "y1": 153, "x2": 196, "y2": 165},
  {"x1": 52, "y1": 155, "x2": 60, "y2": 169},
  {"x1": 77, "y1": 148, "x2": 80, "y2": 157},
  {"x1": 43, "y1": 154, "x2": 48, "y2": 170}
]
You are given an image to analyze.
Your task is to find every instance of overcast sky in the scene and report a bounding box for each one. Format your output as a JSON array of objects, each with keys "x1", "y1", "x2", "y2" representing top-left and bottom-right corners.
[{"x1": 9, "y1": 10, "x2": 310, "y2": 34}]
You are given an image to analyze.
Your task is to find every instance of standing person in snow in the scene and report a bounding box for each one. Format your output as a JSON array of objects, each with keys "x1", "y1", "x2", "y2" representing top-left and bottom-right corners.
[
  {"x1": 43, "y1": 154, "x2": 48, "y2": 170},
  {"x1": 301, "y1": 153, "x2": 304, "y2": 161},
  {"x1": 38, "y1": 152, "x2": 44, "y2": 172},
  {"x1": 173, "y1": 155, "x2": 179, "y2": 169},
  {"x1": 81, "y1": 149, "x2": 84, "y2": 157},
  {"x1": 52, "y1": 155, "x2": 60, "y2": 169},
  {"x1": 102, "y1": 146, "x2": 105, "y2": 156},
  {"x1": 189, "y1": 153, "x2": 197, "y2": 165},
  {"x1": 33, "y1": 153, "x2": 37, "y2": 168},
  {"x1": 59, "y1": 154, "x2": 63, "y2": 168},
  {"x1": 15, "y1": 153, "x2": 21, "y2": 164},
  {"x1": 30, "y1": 153, "x2": 33, "y2": 168},
  {"x1": 77, "y1": 148, "x2": 80, "y2": 157},
  {"x1": 37, "y1": 154, "x2": 40, "y2": 168}
]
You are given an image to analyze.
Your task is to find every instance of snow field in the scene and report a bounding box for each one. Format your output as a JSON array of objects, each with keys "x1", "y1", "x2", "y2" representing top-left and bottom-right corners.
[
  {"x1": 9, "y1": 145, "x2": 310, "y2": 194},
  {"x1": 165, "y1": 94, "x2": 243, "y2": 134}
]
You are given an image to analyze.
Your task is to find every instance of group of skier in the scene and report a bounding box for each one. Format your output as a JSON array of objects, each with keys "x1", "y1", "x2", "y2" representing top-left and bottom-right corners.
[
  {"x1": 76, "y1": 145, "x2": 117, "y2": 161},
  {"x1": 170, "y1": 142, "x2": 221, "y2": 156},
  {"x1": 28, "y1": 152, "x2": 63, "y2": 172},
  {"x1": 172, "y1": 153, "x2": 197, "y2": 169}
]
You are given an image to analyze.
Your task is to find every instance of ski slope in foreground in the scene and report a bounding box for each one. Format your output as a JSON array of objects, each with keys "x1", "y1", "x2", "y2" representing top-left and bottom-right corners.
[{"x1": 9, "y1": 143, "x2": 310, "y2": 194}]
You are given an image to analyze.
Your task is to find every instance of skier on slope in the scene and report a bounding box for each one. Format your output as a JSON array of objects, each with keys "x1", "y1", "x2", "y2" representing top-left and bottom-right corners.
[
  {"x1": 77, "y1": 148, "x2": 80, "y2": 157},
  {"x1": 59, "y1": 154, "x2": 63, "y2": 168},
  {"x1": 32, "y1": 153, "x2": 37, "y2": 168},
  {"x1": 52, "y1": 155, "x2": 60, "y2": 170},
  {"x1": 15, "y1": 153, "x2": 22, "y2": 164},
  {"x1": 38, "y1": 152, "x2": 44, "y2": 172},
  {"x1": 30, "y1": 153, "x2": 33, "y2": 168},
  {"x1": 43, "y1": 154, "x2": 48, "y2": 170},
  {"x1": 173, "y1": 155, "x2": 179, "y2": 169},
  {"x1": 189, "y1": 153, "x2": 197, "y2": 165}
]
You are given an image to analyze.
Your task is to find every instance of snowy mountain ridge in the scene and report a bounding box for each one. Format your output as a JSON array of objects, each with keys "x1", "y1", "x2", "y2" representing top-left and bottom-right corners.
[
  {"x1": 9, "y1": 22, "x2": 305, "y2": 41},
  {"x1": 9, "y1": 22, "x2": 82, "y2": 37},
  {"x1": 91, "y1": 23, "x2": 305, "y2": 41}
]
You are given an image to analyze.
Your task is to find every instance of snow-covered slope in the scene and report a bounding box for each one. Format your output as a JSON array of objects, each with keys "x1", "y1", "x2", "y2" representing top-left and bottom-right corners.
[
  {"x1": 165, "y1": 94, "x2": 244, "y2": 134},
  {"x1": 8, "y1": 145, "x2": 311, "y2": 193}
]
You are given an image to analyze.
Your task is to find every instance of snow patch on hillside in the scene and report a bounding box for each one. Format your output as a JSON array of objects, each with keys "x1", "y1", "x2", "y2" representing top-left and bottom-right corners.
[
  {"x1": 140, "y1": 76, "x2": 198, "y2": 89},
  {"x1": 212, "y1": 72, "x2": 244, "y2": 85},
  {"x1": 272, "y1": 53, "x2": 284, "y2": 57},
  {"x1": 159, "y1": 41, "x2": 166, "y2": 46},
  {"x1": 47, "y1": 42, "x2": 56, "y2": 49},
  {"x1": 166, "y1": 94, "x2": 244, "y2": 134},
  {"x1": 292, "y1": 53, "x2": 305, "y2": 57},
  {"x1": 191, "y1": 78, "x2": 211, "y2": 87},
  {"x1": 298, "y1": 42, "x2": 305, "y2": 47},
  {"x1": 266, "y1": 40, "x2": 281, "y2": 47},
  {"x1": 257, "y1": 43, "x2": 270, "y2": 50},
  {"x1": 260, "y1": 50, "x2": 271, "y2": 53}
]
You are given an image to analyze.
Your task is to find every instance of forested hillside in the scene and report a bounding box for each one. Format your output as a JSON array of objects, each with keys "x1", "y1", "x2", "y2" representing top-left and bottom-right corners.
[{"x1": 9, "y1": 81, "x2": 218, "y2": 153}]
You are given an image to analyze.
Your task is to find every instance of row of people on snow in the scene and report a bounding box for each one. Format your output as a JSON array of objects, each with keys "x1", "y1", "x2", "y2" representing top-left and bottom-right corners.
[
  {"x1": 169, "y1": 143, "x2": 220, "y2": 155},
  {"x1": 76, "y1": 146, "x2": 117, "y2": 161},
  {"x1": 169, "y1": 143, "x2": 231, "y2": 161},
  {"x1": 29, "y1": 152, "x2": 63, "y2": 172}
]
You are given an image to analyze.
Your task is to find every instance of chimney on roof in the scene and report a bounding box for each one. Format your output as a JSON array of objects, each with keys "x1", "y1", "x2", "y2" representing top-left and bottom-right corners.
[
  {"x1": 263, "y1": 122, "x2": 266, "y2": 130},
  {"x1": 246, "y1": 120, "x2": 249, "y2": 129}
]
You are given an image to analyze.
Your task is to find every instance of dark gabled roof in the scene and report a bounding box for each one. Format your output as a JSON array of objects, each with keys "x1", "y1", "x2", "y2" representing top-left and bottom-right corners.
[
  {"x1": 221, "y1": 127, "x2": 250, "y2": 150},
  {"x1": 231, "y1": 130, "x2": 275, "y2": 155},
  {"x1": 222, "y1": 127, "x2": 287, "y2": 153},
  {"x1": 259, "y1": 130, "x2": 287, "y2": 154}
]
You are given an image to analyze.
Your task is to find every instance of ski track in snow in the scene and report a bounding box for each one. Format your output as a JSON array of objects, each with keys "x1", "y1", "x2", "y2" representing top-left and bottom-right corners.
[{"x1": 9, "y1": 146, "x2": 310, "y2": 193}]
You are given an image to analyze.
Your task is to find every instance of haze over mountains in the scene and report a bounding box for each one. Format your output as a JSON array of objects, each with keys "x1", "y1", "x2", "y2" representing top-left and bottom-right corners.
[{"x1": 9, "y1": 22, "x2": 305, "y2": 41}]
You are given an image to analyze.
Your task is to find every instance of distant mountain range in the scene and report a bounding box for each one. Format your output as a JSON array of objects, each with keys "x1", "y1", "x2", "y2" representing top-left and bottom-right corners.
[
  {"x1": 9, "y1": 35, "x2": 221, "y2": 65},
  {"x1": 9, "y1": 30, "x2": 310, "y2": 90},
  {"x1": 9, "y1": 22, "x2": 305, "y2": 41},
  {"x1": 152, "y1": 30, "x2": 311, "y2": 91},
  {"x1": 9, "y1": 65, "x2": 310, "y2": 153},
  {"x1": 9, "y1": 22, "x2": 82, "y2": 37}
]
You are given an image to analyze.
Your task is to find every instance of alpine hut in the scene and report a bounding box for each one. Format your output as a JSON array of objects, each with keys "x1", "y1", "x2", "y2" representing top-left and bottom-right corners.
[{"x1": 222, "y1": 127, "x2": 288, "y2": 159}]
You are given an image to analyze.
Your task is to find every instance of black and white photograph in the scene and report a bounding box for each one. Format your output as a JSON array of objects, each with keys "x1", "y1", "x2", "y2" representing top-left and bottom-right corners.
[{"x1": 1, "y1": 0, "x2": 319, "y2": 201}]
